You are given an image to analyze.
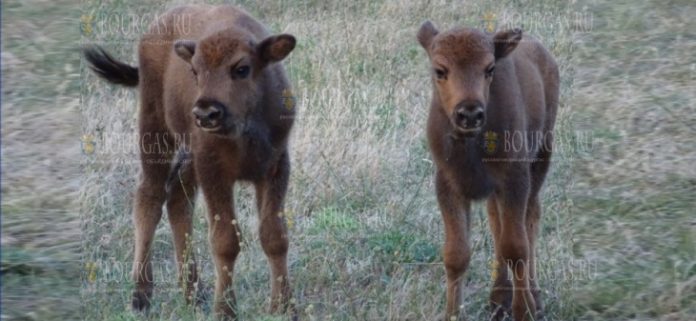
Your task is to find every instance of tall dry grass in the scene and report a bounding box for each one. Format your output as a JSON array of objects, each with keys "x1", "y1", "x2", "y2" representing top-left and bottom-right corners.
[
  {"x1": 3, "y1": 0, "x2": 693, "y2": 320},
  {"x1": 77, "y1": 1, "x2": 578, "y2": 320}
]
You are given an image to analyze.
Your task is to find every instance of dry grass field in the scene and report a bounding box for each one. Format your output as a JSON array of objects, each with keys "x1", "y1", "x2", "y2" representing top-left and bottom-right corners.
[{"x1": 1, "y1": 0, "x2": 694, "y2": 320}]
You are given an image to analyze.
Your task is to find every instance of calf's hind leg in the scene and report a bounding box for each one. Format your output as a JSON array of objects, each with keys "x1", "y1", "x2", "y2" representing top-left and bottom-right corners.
[
  {"x1": 525, "y1": 196, "x2": 542, "y2": 318},
  {"x1": 488, "y1": 195, "x2": 513, "y2": 320},
  {"x1": 165, "y1": 150, "x2": 199, "y2": 305},
  {"x1": 525, "y1": 145, "x2": 553, "y2": 317}
]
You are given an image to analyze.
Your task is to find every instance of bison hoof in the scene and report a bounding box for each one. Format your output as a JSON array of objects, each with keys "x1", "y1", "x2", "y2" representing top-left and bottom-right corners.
[
  {"x1": 131, "y1": 289, "x2": 152, "y2": 311},
  {"x1": 194, "y1": 285, "x2": 213, "y2": 313},
  {"x1": 490, "y1": 303, "x2": 512, "y2": 321}
]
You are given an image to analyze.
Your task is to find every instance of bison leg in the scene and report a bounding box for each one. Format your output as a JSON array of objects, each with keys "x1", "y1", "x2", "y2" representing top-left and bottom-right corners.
[
  {"x1": 488, "y1": 195, "x2": 513, "y2": 320},
  {"x1": 525, "y1": 145, "x2": 552, "y2": 318},
  {"x1": 165, "y1": 149, "x2": 199, "y2": 305},
  {"x1": 255, "y1": 151, "x2": 295, "y2": 318},
  {"x1": 525, "y1": 196, "x2": 542, "y2": 319},
  {"x1": 196, "y1": 158, "x2": 239, "y2": 320},
  {"x1": 131, "y1": 132, "x2": 171, "y2": 311},
  {"x1": 436, "y1": 171, "x2": 471, "y2": 321},
  {"x1": 496, "y1": 169, "x2": 537, "y2": 321}
]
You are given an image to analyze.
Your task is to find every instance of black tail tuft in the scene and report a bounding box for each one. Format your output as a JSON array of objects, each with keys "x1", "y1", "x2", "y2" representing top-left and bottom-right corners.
[{"x1": 83, "y1": 46, "x2": 139, "y2": 87}]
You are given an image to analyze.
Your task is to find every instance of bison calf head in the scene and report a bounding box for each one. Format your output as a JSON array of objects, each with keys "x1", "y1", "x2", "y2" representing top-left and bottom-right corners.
[
  {"x1": 174, "y1": 30, "x2": 296, "y2": 137},
  {"x1": 418, "y1": 21, "x2": 522, "y2": 138}
]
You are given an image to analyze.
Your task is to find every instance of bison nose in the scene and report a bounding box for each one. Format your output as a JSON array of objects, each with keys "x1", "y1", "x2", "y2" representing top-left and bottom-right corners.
[
  {"x1": 454, "y1": 103, "x2": 485, "y2": 129},
  {"x1": 192, "y1": 106, "x2": 222, "y2": 121},
  {"x1": 192, "y1": 102, "x2": 224, "y2": 130}
]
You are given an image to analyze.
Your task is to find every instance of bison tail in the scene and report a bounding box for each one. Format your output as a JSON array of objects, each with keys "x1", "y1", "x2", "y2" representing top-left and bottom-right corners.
[{"x1": 83, "y1": 46, "x2": 139, "y2": 87}]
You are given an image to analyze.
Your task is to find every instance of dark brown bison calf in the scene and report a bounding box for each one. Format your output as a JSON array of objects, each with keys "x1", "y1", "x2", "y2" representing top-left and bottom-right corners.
[
  {"x1": 84, "y1": 5, "x2": 297, "y2": 320},
  {"x1": 417, "y1": 21, "x2": 559, "y2": 321}
]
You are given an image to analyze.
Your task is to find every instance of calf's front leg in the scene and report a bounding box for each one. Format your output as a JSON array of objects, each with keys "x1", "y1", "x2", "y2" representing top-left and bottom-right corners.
[
  {"x1": 255, "y1": 152, "x2": 295, "y2": 318},
  {"x1": 196, "y1": 159, "x2": 239, "y2": 320},
  {"x1": 496, "y1": 171, "x2": 537, "y2": 321},
  {"x1": 131, "y1": 146, "x2": 170, "y2": 311},
  {"x1": 436, "y1": 171, "x2": 472, "y2": 321}
]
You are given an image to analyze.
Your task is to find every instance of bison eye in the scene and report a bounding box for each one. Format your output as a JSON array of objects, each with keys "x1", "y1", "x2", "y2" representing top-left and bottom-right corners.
[
  {"x1": 434, "y1": 68, "x2": 447, "y2": 80},
  {"x1": 233, "y1": 65, "x2": 250, "y2": 79},
  {"x1": 485, "y1": 65, "x2": 495, "y2": 77},
  {"x1": 190, "y1": 67, "x2": 198, "y2": 77}
]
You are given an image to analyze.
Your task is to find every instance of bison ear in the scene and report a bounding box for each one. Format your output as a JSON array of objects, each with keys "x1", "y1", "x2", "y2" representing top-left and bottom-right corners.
[
  {"x1": 493, "y1": 28, "x2": 522, "y2": 60},
  {"x1": 257, "y1": 34, "x2": 296, "y2": 65},
  {"x1": 174, "y1": 40, "x2": 196, "y2": 63},
  {"x1": 417, "y1": 20, "x2": 439, "y2": 51}
]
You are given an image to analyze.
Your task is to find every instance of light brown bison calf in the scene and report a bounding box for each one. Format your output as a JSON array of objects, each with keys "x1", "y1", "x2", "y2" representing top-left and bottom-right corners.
[
  {"x1": 84, "y1": 5, "x2": 297, "y2": 320},
  {"x1": 417, "y1": 21, "x2": 559, "y2": 321}
]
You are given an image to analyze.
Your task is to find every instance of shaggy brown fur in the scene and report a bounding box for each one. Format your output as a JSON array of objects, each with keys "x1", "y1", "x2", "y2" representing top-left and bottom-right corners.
[
  {"x1": 417, "y1": 21, "x2": 559, "y2": 321},
  {"x1": 83, "y1": 5, "x2": 297, "y2": 320}
]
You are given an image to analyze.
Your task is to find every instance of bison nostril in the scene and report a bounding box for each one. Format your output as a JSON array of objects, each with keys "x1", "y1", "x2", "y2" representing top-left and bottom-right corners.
[
  {"x1": 455, "y1": 109, "x2": 467, "y2": 122},
  {"x1": 192, "y1": 106, "x2": 223, "y2": 122},
  {"x1": 453, "y1": 104, "x2": 485, "y2": 129},
  {"x1": 207, "y1": 108, "x2": 222, "y2": 120},
  {"x1": 192, "y1": 106, "x2": 205, "y2": 119}
]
